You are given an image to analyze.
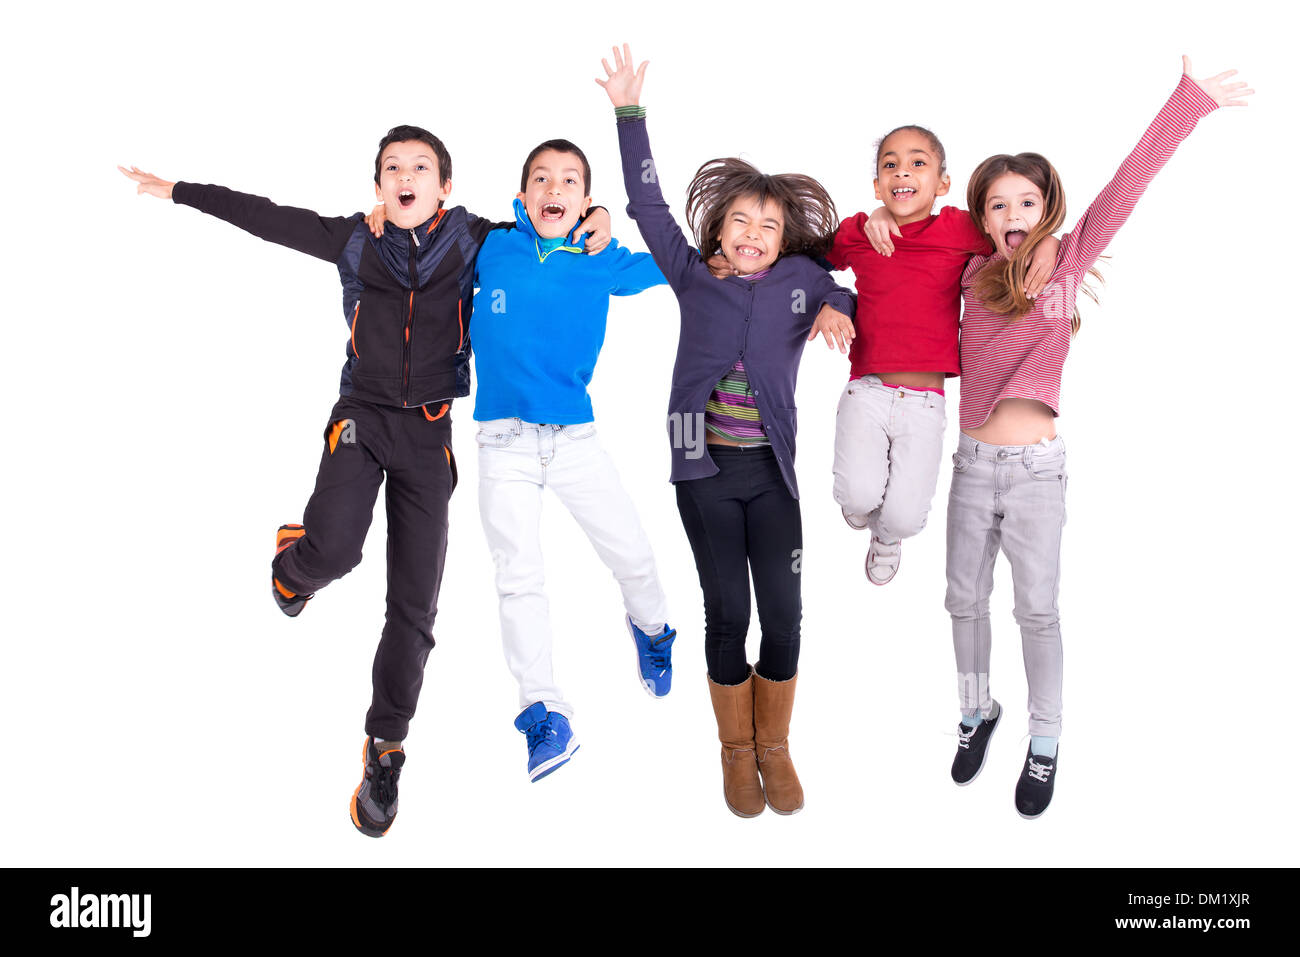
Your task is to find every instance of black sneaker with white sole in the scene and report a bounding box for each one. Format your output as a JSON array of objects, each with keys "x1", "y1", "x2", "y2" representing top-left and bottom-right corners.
[
  {"x1": 951, "y1": 699, "x2": 1001, "y2": 785},
  {"x1": 1014, "y1": 744, "x2": 1058, "y2": 819}
]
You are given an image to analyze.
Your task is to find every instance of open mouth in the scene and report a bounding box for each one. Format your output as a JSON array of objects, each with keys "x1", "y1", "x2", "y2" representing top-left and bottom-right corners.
[
  {"x1": 1005, "y1": 229, "x2": 1027, "y2": 251},
  {"x1": 399, "y1": 190, "x2": 416, "y2": 209},
  {"x1": 539, "y1": 201, "x2": 566, "y2": 222},
  {"x1": 891, "y1": 187, "x2": 917, "y2": 200},
  {"x1": 734, "y1": 244, "x2": 764, "y2": 259}
]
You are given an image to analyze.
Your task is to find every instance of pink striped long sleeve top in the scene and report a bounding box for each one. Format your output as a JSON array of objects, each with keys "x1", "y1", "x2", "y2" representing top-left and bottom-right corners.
[{"x1": 957, "y1": 75, "x2": 1220, "y2": 430}]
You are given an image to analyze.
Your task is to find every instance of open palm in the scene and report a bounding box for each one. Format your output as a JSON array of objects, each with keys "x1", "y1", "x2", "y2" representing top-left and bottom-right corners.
[
  {"x1": 596, "y1": 43, "x2": 648, "y2": 108},
  {"x1": 1183, "y1": 55, "x2": 1253, "y2": 107}
]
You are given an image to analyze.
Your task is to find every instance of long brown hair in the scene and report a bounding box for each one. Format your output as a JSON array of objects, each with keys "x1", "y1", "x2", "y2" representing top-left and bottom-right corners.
[
  {"x1": 685, "y1": 157, "x2": 838, "y2": 261},
  {"x1": 966, "y1": 152, "x2": 1101, "y2": 335}
]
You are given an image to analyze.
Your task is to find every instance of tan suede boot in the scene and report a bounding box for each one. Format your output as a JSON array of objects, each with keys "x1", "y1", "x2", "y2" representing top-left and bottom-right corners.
[
  {"x1": 706, "y1": 671, "x2": 765, "y2": 818},
  {"x1": 752, "y1": 670, "x2": 804, "y2": 814}
]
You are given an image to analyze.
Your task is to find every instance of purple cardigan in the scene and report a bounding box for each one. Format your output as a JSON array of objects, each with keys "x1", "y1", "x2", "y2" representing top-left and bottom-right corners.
[{"x1": 617, "y1": 116, "x2": 855, "y2": 499}]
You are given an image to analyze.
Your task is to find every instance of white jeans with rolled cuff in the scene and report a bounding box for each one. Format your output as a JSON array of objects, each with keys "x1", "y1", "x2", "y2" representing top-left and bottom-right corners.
[
  {"x1": 832, "y1": 376, "x2": 947, "y2": 543},
  {"x1": 476, "y1": 418, "x2": 670, "y2": 718}
]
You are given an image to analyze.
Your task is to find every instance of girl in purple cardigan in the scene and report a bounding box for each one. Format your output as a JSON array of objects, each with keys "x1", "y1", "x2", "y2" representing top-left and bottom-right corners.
[{"x1": 598, "y1": 45, "x2": 855, "y2": 818}]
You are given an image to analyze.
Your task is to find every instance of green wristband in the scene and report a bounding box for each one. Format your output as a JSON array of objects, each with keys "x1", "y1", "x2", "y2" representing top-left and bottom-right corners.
[{"x1": 614, "y1": 105, "x2": 647, "y2": 120}]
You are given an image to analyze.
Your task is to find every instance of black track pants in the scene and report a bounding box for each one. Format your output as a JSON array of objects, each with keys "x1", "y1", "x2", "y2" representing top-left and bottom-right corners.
[{"x1": 272, "y1": 396, "x2": 458, "y2": 739}]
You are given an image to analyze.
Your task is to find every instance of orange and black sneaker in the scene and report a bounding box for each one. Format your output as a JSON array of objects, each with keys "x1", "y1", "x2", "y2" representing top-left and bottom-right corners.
[
  {"x1": 272, "y1": 524, "x2": 314, "y2": 618},
  {"x1": 350, "y1": 736, "x2": 405, "y2": 838}
]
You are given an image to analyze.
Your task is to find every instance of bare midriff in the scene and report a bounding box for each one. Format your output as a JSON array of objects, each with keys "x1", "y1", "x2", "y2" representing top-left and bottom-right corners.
[
  {"x1": 963, "y1": 397, "x2": 1057, "y2": 446},
  {"x1": 870, "y1": 370, "x2": 946, "y2": 391}
]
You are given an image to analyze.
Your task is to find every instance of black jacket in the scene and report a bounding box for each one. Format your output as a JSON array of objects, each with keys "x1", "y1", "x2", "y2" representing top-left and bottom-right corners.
[{"x1": 173, "y1": 182, "x2": 508, "y2": 409}]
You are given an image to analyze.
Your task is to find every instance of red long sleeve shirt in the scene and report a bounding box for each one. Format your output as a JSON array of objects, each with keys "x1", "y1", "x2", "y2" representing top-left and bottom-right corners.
[{"x1": 829, "y1": 205, "x2": 991, "y2": 378}]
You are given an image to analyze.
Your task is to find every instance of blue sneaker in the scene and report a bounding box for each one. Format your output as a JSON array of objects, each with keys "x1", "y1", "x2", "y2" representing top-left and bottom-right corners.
[
  {"x1": 513, "y1": 702, "x2": 579, "y2": 782},
  {"x1": 627, "y1": 616, "x2": 676, "y2": 698}
]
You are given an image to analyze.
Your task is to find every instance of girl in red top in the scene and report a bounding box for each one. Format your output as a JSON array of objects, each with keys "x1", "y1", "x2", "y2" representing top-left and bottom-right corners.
[
  {"x1": 829, "y1": 130, "x2": 1056, "y2": 584},
  {"x1": 944, "y1": 59, "x2": 1251, "y2": 818}
]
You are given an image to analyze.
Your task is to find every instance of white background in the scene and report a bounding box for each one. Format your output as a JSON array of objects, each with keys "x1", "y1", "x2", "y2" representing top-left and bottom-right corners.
[{"x1": 2, "y1": 0, "x2": 1294, "y2": 868}]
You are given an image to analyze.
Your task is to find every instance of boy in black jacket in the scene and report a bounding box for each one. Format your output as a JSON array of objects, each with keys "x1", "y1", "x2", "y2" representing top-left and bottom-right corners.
[{"x1": 120, "y1": 126, "x2": 610, "y2": 837}]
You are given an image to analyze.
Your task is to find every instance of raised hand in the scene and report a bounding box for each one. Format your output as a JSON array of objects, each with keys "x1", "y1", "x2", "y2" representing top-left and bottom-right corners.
[
  {"x1": 118, "y1": 166, "x2": 175, "y2": 200},
  {"x1": 1182, "y1": 56, "x2": 1253, "y2": 107},
  {"x1": 596, "y1": 43, "x2": 648, "y2": 108}
]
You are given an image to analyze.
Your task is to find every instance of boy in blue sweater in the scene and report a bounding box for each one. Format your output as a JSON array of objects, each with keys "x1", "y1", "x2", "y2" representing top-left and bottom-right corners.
[{"x1": 372, "y1": 138, "x2": 676, "y2": 781}]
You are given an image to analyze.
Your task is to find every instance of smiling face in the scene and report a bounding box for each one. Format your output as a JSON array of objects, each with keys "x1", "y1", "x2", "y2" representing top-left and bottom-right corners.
[
  {"x1": 717, "y1": 194, "x2": 785, "y2": 275},
  {"x1": 980, "y1": 172, "x2": 1045, "y2": 258},
  {"x1": 873, "y1": 129, "x2": 950, "y2": 227},
  {"x1": 516, "y1": 149, "x2": 592, "y2": 240},
  {"x1": 374, "y1": 140, "x2": 452, "y2": 229}
]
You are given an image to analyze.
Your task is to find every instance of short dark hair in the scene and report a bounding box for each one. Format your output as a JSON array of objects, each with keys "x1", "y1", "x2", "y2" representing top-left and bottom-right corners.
[
  {"x1": 874, "y1": 124, "x2": 947, "y2": 177},
  {"x1": 374, "y1": 125, "x2": 452, "y2": 186},
  {"x1": 519, "y1": 139, "x2": 591, "y2": 196}
]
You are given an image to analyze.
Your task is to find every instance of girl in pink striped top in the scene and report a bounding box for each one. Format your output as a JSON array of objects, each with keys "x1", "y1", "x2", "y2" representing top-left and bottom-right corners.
[{"x1": 945, "y1": 59, "x2": 1252, "y2": 818}]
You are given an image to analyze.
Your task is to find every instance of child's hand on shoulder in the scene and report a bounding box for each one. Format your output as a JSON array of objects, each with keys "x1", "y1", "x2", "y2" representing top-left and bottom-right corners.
[
  {"x1": 119, "y1": 166, "x2": 175, "y2": 200},
  {"x1": 596, "y1": 43, "x2": 648, "y2": 107},
  {"x1": 576, "y1": 206, "x2": 611, "y2": 255},
  {"x1": 1182, "y1": 55, "x2": 1253, "y2": 107},
  {"x1": 865, "y1": 206, "x2": 900, "y2": 257},
  {"x1": 809, "y1": 303, "x2": 856, "y2": 353},
  {"x1": 1025, "y1": 235, "x2": 1061, "y2": 299},
  {"x1": 366, "y1": 203, "x2": 388, "y2": 237},
  {"x1": 707, "y1": 253, "x2": 737, "y2": 279}
]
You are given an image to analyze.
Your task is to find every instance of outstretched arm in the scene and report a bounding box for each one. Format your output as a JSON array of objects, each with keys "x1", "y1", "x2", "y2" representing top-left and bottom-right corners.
[
  {"x1": 1059, "y1": 57, "x2": 1251, "y2": 279},
  {"x1": 120, "y1": 166, "x2": 175, "y2": 200},
  {"x1": 597, "y1": 43, "x2": 700, "y2": 292},
  {"x1": 120, "y1": 165, "x2": 359, "y2": 263}
]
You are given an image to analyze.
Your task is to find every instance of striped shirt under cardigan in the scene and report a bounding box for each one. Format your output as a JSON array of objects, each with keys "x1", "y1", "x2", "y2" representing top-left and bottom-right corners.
[{"x1": 957, "y1": 75, "x2": 1220, "y2": 430}]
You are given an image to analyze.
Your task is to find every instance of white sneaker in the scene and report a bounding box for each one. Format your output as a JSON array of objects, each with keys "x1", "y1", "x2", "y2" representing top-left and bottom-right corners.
[
  {"x1": 865, "y1": 536, "x2": 901, "y2": 585},
  {"x1": 841, "y1": 507, "x2": 870, "y2": 531}
]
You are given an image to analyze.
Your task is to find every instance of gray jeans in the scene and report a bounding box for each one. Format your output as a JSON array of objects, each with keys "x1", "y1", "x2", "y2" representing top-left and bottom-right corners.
[{"x1": 944, "y1": 433, "x2": 1067, "y2": 737}]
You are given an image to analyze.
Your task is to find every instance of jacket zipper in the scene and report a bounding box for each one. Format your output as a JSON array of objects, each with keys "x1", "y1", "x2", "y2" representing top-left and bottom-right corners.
[{"x1": 402, "y1": 228, "x2": 420, "y2": 406}]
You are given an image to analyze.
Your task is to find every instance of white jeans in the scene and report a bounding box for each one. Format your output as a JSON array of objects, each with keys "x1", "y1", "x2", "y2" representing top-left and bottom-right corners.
[
  {"x1": 832, "y1": 376, "x2": 947, "y2": 543},
  {"x1": 476, "y1": 418, "x2": 669, "y2": 718}
]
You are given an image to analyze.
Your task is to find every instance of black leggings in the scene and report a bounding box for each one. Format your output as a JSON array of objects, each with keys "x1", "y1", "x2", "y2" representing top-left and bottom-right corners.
[{"x1": 674, "y1": 445, "x2": 802, "y2": 685}]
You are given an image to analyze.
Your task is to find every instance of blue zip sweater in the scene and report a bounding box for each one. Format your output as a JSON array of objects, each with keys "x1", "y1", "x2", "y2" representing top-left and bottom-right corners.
[
  {"x1": 471, "y1": 197, "x2": 667, "y2": 424},
  {"x1": 615, "y1": 115, "x2": 856, "y2": 499}
]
